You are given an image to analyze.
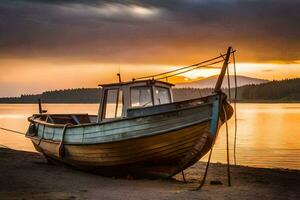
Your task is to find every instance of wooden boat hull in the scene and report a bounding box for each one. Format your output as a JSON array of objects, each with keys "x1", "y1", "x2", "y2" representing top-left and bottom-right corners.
[{"x1": 26, "y1": 93, "x2": 233, "y2": 178}]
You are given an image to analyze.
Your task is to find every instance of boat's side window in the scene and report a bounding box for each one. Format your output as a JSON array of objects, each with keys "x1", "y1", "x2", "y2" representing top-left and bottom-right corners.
[
  {"x1": 116, "y1": 90, "x2": 123, "y2": 117},
  {"x1": 130, "y1": 86, "x2": 153, "y2": 108},
  {"x1": 155, "y1": 87, "x2": 171, "y2": 105},
  {"x1": 104, "y1": 89, "x2": 123, "y2": 119}
]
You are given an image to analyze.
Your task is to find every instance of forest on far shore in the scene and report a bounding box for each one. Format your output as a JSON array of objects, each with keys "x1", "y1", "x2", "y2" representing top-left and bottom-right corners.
[{"x1": 0, "y1": 78, "x2": 299, "y2": 103}]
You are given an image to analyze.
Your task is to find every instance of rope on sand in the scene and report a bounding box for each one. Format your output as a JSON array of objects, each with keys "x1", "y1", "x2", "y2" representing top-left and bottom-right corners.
[{"x1": 194, "y1": 147, "x2": 214, "y2": 190}]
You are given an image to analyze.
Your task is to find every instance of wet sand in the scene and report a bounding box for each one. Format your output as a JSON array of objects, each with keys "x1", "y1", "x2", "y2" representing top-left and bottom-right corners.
[{"x1": 0, "y1": 147, "x2": 299, "y2": 200}]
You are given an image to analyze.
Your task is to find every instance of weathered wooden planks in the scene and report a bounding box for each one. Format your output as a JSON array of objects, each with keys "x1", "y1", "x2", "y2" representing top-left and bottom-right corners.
[
  {"x1": 65, "y1": 122, "x2": 210, "y2": 165},
  {"x1": 26, "y1": 92, "x2": 233, "y2": 178},
  {"x1": 30, "y1": 121, "x2": 211, "y2": 178}
]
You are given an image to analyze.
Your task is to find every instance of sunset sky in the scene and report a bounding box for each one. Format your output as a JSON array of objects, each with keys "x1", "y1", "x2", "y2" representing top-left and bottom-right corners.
[{"x1": 0, "y1": 0, "x2": 299, "y2": 97}]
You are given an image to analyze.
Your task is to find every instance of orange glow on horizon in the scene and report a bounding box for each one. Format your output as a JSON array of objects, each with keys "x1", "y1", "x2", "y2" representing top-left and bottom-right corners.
[
  {"x1": 0, "y1": 58, "x2": 299, "y2": 97},
  {"x1": 175, "y1": 62, "x2": 300, "y2": 81}
]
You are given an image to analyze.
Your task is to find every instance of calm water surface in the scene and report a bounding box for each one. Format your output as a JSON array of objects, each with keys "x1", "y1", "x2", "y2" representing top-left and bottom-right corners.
[{"x1": 0, "y1": 103, "x2": 300, "y2": 170}]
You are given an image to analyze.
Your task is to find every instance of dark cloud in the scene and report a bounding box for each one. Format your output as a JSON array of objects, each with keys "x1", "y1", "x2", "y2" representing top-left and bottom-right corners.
[{"x1": 0, "y1": 0, "x2": 299, "y2": 64}]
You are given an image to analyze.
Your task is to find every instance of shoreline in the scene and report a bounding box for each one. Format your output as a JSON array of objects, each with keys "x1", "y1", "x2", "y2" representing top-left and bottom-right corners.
[
  {"x1": 0, "y1": 101, "x2": 300, "y2": 104},
  {"x1": 1, "y1": 147, "x2": 299, "y2": 200}
]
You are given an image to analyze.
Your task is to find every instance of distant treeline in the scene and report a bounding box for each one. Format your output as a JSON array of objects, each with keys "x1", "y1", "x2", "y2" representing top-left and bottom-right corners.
[
  {"x1": 0, "y1": 78, "x2": 299, "y2": 103},
  {"x1": 0, "y1": 88, "x2": 102, "y2": 103},
  {"x1": 175, "y1": 78, "x2": 300, "y2": 102},
  {"x1": 236, "y1": 78, "x2": 300, "y2": 102}
]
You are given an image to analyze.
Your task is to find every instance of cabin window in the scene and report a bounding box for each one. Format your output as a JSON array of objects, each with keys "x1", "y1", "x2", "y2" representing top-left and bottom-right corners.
[
  {"x1": 104, "y1": 89, "x2": 123, "y2": 119},
  {"x1": 131, "y1": 86, "x2": 153, "y2": 108},
  {"x1": 155, "y1": 87, "x2": 171, "y2": 105}
]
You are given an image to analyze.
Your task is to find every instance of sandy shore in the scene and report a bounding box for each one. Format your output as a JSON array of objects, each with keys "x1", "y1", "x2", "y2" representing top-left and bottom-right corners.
[{"x1": 0, "y1": 147, "x2": 299, "y2": 200}]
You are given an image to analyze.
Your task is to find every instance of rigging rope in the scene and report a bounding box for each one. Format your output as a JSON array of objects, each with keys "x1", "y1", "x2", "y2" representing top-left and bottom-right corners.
[
  {"x1": 226, "y1": 62, "x2": 232, "y2": 102},
  {"x1": 156, "y1": 59, "x2": 224, "y2": 80},
  {"x1": 134, "y1": 50, "x2": 236, "y2": 81}
]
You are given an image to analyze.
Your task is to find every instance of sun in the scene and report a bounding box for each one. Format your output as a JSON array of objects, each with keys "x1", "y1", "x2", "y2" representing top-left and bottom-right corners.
[{"x1": 179, "y1": 68, "x2": 221, "y2": 79}]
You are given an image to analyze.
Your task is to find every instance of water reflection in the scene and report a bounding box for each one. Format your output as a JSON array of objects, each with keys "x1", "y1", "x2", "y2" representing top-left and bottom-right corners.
[{"x1": 211, "y1": 103, "x2": 300, "y2": 169}]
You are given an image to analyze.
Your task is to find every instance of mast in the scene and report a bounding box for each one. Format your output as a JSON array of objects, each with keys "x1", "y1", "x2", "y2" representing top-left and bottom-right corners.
[{"x1": 214, "y1": 47, "x2": 232, "y2": 92}]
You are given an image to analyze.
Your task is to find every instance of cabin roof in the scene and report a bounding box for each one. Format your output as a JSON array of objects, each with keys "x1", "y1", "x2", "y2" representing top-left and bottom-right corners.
[{"x1": 98, "y1": 79, "x2": 174, "y2": 88}]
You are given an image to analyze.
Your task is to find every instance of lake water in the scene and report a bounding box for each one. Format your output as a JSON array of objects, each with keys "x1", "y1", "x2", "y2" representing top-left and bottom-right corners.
[{"x1": 0, "y1": 103, "x2": 300, "y2": 170}]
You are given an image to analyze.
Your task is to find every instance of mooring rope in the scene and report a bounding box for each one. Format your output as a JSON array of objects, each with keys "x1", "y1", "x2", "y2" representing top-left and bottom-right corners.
[
  {"x1": 193, "y1": 48, "x2": 237, "y2": 189},
  {"x1": 0, "y1": 127, "x2": 26, "y2": 135},
  {"x1": 226, "y1": 50, "x2": 238, "y2": 166},
  {"x1": 224, "y1": 49, "x2": 238, "y2": 166},
  {"x1": 223, "y1": 105, "x2": 232, "y2": 186},
  {"x1": 233, "y1": 51, "x2": 238, "y2": 165},
  {"x1": 194, "y1": 147, "x2": 214, "y2": 190},
  {"x1": 181, "y1": 170, "x2": 187, "y2": 183},
  {"x1": 0, "y1": 127, "x2": 26, "y2": 149}
]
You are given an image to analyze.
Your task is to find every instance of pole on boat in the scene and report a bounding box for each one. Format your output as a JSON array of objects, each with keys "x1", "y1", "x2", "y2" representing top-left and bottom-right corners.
[
  {"x1": 214, "y1": 47, "x2": 232, "y2": 92},
  {"x1": 214, "y1": 46, "x2": 233, "y2": 187},
  {"x1": 38, "y1": 99, "x2": 47, "y2": 114},
  {"x1": 38, "y1": 99, "x2": 42, "y2": 114}
]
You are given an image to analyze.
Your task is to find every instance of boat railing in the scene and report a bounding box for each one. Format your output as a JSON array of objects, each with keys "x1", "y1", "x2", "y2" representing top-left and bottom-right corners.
[
  {"x1": 28, "y1": 93, "x2": 224, "y2": 129},
  {"x1": 29, "y1": 114, "x2": 96, "y2": 127},
  {"x1": 127, "y1": 94, "x2": 218, "y2": 117}
]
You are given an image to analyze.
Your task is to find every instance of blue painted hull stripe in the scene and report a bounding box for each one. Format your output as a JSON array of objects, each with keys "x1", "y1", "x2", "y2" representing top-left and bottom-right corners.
[{"x1": 209, "y1": 97, "x2": 220, "y2": 135}]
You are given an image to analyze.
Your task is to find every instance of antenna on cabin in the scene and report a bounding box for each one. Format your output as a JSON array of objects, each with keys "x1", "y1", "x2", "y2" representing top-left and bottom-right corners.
[
  {"x1": 117, "y1": 73, "x2": 122, "y2": 83},
  {"x1": 117, "y1": 64, "x2": 122, "y2": 83}
]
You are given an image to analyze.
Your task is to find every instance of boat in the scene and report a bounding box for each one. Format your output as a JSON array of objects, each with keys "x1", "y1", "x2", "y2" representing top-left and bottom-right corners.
[{"x1": 26, "y1": 47, "x2": 234, "y2": 178}]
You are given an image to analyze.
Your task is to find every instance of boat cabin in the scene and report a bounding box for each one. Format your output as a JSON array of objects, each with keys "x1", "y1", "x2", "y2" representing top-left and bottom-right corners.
[{"x1": 97, "y1": 80, "x2": 174, "y2": 122}]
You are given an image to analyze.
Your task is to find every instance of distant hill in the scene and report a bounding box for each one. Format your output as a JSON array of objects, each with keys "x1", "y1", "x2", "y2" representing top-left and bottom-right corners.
[
  {"x1": 0, "y1": 78, "x2": 299, "y2": 103},
  {"x1": 175, "y1": 75, "x2": 268, "y2": 89}
]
